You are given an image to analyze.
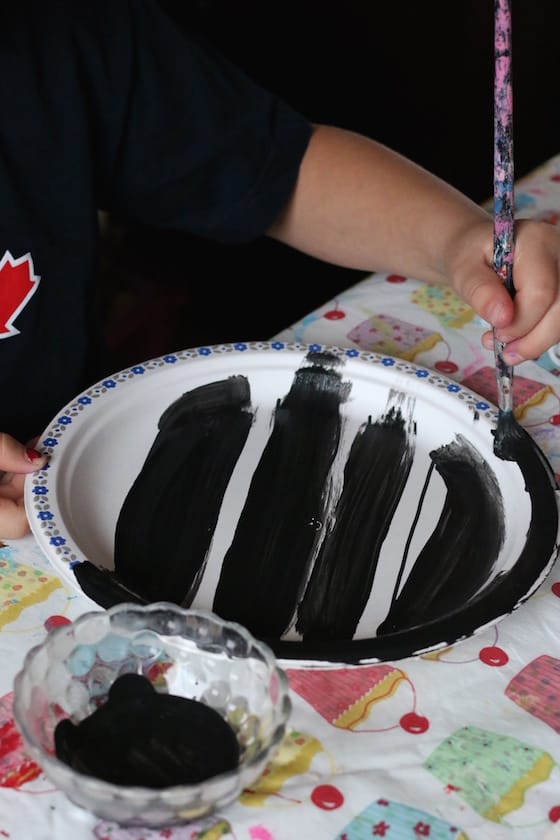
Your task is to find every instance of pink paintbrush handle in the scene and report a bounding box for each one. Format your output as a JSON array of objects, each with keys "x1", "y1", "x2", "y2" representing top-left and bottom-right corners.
[{"x1": 493, "y1": 0, "x2": 514, "y2": 295}]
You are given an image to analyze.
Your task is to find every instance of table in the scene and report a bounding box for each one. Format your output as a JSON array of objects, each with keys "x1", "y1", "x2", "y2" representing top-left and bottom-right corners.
[{"x1": 3, "y1": 157, "x2": 560, "y2": 840}]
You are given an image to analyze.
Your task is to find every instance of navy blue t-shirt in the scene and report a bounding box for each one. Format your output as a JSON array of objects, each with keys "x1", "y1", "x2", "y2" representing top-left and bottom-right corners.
[{"x1": 0, "y1": 1, "x2": 312, "y2": 440}]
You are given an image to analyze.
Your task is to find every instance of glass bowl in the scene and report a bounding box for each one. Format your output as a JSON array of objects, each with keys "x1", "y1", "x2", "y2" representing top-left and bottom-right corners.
[{"x1": 13, "y1": 602, "x2": 291, "y2": 827}]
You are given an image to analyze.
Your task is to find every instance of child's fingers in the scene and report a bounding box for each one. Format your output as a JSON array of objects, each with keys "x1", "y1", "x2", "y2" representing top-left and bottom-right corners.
[
  {"x1": 0, "y1": 496, "x2": 31, "y2": 540},
  {"x1": 0, "y1": 473, "x2": 26, "y2": 501},
  {"x1": 0, "y1": 434, "x2": 47, "y2": 540},
  {"x1": 0, "y1": 433, "x2": 47, "y2": 476}
]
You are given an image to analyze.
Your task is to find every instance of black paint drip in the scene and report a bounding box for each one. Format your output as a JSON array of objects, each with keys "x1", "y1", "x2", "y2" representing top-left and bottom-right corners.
[
  {"x1": 54, "y1": 673, "x2": 240, "y2": 787},
  {"x1": 114, "y1": 375, "x2": 254, "y2": 604},
  {"x1": 296, "y1": 394, "x2": 416, "y2": 640},
  {"x1": 213, "y1": 353, "x2": 351, "y2": 637},
  {"x1": 378, "y1": 434, "x2": 506, "y2": 634}
]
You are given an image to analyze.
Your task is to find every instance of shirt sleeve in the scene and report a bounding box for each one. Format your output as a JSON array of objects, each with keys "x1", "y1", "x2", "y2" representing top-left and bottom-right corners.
[{"x1": 87, "y1": 0, "x2": 313, "y2": 243}]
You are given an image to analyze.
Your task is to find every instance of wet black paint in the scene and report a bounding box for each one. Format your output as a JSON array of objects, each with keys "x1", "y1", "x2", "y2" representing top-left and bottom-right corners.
[
  {"x1": 296, "y1": 393, "x2": 416, "y2": 640},
  {"x1": 55, "y1": 673, "x2": 239, "y2": 787},
  {"x1": 493, "y1": 408, "x2": 522, "y2": 460},
  {"x1": 114, "y1": 375, "x2": 254, "y2": 604},
  {"x1": 378, "y1": 434, "x2": 506, "y2": 634},
  {"x1": 481, "y1": 416, "x2": 559, "y2": 602},
  {"x1": 73, "y1": 560, "x2": 149, "y2": 608},
  {"x1": 213, "y1": 353, "x2": 351, "y2": 637},
  {"x1": 106, "y1": 351, "x2": 559, "y2": 663}
]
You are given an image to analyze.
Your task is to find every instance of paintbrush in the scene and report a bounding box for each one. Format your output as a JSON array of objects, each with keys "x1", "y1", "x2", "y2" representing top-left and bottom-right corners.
[{"x1": 492, "y1": 0, "x2": 517, "y2": 458}]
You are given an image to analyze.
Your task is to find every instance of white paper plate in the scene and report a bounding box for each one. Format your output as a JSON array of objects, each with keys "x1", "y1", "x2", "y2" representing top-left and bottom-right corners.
[{"x1": 25, "y1": 342, "x2": 560, "y2": 664}]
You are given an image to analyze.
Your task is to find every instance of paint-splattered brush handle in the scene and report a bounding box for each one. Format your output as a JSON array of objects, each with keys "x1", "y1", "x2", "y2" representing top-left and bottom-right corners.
[{"x1": 493, "y1": 0, "x2": 515, "y2": 413}]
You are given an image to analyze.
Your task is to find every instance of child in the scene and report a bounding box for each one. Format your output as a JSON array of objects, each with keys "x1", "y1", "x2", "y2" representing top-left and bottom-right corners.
[{"x1": 1, "y1": 0, "x2": 560, "y2": 538}]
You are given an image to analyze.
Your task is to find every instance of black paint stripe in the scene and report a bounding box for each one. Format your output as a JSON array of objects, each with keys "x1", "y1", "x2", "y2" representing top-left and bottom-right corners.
[
  {"x1": 296, "y1": 393, "x2": 416, "y2": 640},
  {"x1": 113, "y1": 375, "x2": 254, "y2": 603},
  {"x1": 213, "y1": 353, "x2": 351, "y2": 637},
  {"x1": 378, "y1": 433, "x2": 506, "y2": 635},
  {"x1": 390, "y1": 461, "x2": 435, "y2": 608}
]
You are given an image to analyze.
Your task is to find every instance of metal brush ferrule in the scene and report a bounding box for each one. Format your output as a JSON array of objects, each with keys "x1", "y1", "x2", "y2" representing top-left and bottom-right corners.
[{"x1": 493, "y1": 328, "x2": 514, "y2": 413}]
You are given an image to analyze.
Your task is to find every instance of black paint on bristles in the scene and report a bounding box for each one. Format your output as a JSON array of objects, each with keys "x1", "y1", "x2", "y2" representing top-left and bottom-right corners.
[
  {"x1": 492, "y1": 409, "x2": 559, "y2": 495},
  {"x1": 492, "y1": 409, "x2": 521, "y2": 460}
]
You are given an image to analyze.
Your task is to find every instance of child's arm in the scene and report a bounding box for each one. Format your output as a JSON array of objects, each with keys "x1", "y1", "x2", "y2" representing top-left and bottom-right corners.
[{"x1": 268, "y1": 124, "x2": 560, "y2": 365}]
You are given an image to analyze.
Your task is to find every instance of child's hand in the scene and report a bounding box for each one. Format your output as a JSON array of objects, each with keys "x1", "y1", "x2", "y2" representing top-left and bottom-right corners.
[
  {"x1": 447, "y1": 218, "x2": 560, "y2": 364},
  {"x1": 478, "y1": 219, "x2": 560, "y2": 364},
  {"x1": 271, "y1": 127, "x2": 560, "y2": 361},
  {"x1": 0, "y1": 434, "x2": 48, "y2": 539}
]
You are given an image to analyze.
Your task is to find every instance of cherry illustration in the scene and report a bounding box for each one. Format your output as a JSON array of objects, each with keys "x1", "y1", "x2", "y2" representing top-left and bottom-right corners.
[
  {"x1": 311, "y1": 784, "x2": 344, "y2": 810},
  {"x1": 44, "y1": 614, "x2": 72, "y2": 632},
  {"x1": 479, "y1": 646, "x2": 509, "y2": 666},
  {"x1": 435, "y1": 360, "x2": 459, "y2": 374},
  {"x1": 400, "y1": 712, "x2": 429, "y2": 734},
  {"x1": 324, "y1": 308, "x2": 345, "y2": 321},
  {"x1": 549, "y1": 805, "x2": 560, "y2": 822}
]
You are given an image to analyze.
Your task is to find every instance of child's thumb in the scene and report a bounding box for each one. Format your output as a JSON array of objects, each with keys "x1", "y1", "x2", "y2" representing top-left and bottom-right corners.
[
  {"x1": 456, "y1": 264, "x2": 515, "y2": 330},
  {"x1": 0, "y1": 433, "x2": 47, "y2": 476}
]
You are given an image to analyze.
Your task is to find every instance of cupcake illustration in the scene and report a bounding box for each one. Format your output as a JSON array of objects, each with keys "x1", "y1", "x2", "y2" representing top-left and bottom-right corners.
[{"x1": 423, "y1": 725, "x2": 554, "y2": 823}]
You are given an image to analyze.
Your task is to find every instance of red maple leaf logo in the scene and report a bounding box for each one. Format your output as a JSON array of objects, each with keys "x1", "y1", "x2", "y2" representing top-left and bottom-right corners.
[{"x1": 0, "y1": 251, "x2": 40, "y2": 338}]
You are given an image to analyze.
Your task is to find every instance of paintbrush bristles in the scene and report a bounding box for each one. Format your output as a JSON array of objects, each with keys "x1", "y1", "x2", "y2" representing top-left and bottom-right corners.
[{"x1": 493, "y1": 410, "x2": 527, "y2": 461}]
